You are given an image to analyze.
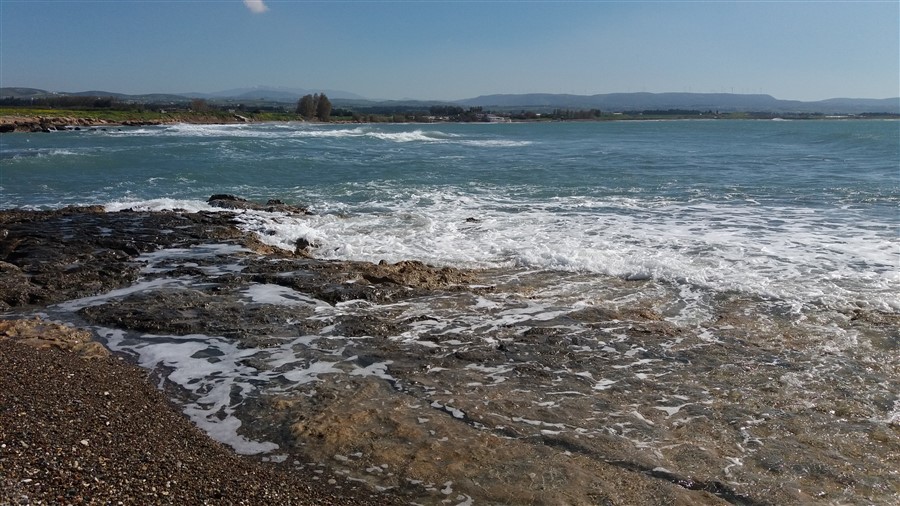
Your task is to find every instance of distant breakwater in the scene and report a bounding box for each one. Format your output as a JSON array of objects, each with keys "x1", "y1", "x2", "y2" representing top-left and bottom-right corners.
[{"x1": 0, "y1": 114, "x2": 251, "y2": 133}]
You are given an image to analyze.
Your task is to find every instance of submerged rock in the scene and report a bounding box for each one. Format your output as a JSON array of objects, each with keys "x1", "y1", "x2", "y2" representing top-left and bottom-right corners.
[{"x1": 208, "y1": 194, "x2": 312, "y2": 214}]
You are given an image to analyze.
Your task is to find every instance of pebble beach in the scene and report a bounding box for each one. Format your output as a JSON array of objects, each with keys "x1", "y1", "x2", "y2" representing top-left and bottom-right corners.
[{"x1": 0, "y1": 321, "x2": 402, "y2": 506}]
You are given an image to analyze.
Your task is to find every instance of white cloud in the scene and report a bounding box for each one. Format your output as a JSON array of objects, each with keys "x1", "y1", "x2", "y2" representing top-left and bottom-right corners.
[{"x1": 243, "y1": 0, "x2": 269, "y2": 14}]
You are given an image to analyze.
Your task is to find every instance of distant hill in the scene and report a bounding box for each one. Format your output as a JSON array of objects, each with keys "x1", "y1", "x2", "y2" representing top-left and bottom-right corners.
[
  {"x1": 0, "y1": 87, "x2": 55, "y2": 98},
  {"x1": 2, "y1": 87, "x2": 897, "y2": 114},
  {"x1": 0, "y1": 86, "x2": 364, "y2": 104},
  {"x1": 0, "y1": 88, "x2": 196, "y2": 104},
  {"x1": 455, "y1": 92, "x2": 900, "y2": 114}
]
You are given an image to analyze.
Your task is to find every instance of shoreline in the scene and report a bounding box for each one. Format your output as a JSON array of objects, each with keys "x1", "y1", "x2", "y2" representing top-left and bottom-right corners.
[
  {"x1": 0, "y1": 203, "x2": 415, "y2": 504},
  {"x1": 0, "y1": 114, "x2": 252, "y2": 133},
  {"x1": 2, "y1": 111, "x2": 896, "y2": 133},
  {"x1": 2, "y1": 201, "x2": 897, "y2": 505},
  {"x1": 0, "y1": 204, "x2": 734, "y2": 505},
  {"x1": 0, "y1": 205, "x2": 399, "y2": 505},
  {"x1": 0, "y1": 319, "x2": 402, "y2": 505}
]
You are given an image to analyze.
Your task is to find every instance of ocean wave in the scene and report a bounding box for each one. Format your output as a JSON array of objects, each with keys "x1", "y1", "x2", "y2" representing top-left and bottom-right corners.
[
  {"x1": 459, "y1": 139, "x2": 533, "y2": 147},
  {"x1": 229, "y1": 190, "x2": 899, "y2": 315},
  {"x1": 104, "y1": 198, "x2": 215, "y2": 213},
  {"x1": 1, "y1": 148, "x2": 86, "y2": 160},
  {"x1": 99, "y1": 123, "x2": 525, "y2": 148}
]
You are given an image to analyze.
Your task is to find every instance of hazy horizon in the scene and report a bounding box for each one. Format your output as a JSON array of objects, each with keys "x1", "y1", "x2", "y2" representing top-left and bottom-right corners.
[
  {"x1": 1, "y1": 1, "x2": 897, "y2": 102},
  {"x1": 4, "y1": 85, "x2": 900, "y2": 105}
]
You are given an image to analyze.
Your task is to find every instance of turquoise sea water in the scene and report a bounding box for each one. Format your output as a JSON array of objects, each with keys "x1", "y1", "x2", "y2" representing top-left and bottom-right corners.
[{"x1": 2, "y1": 120, "x2": 898, "y2": 313}]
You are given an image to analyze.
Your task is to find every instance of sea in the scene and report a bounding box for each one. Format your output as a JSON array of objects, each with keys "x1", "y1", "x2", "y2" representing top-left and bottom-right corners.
[{"x1": 1, "y1": 119, "x2": 899, "y2": 504}]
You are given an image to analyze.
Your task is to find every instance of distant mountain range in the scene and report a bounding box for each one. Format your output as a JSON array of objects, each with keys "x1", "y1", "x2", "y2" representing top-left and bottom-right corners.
[
  {"x1": 0, "y1": 86, "x2": 365, "y2": 103},
  {"x1": 2, "y1": 87, "x2": 897, "y2": 114},
  {"x1": 456, "y1": 92, "x2": 900, "y2": 114}
]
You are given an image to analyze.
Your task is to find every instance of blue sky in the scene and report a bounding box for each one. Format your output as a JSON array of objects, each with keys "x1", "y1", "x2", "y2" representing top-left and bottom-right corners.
[{"x1": 1, "y1": 1, "x2": 897, "y2": 101}]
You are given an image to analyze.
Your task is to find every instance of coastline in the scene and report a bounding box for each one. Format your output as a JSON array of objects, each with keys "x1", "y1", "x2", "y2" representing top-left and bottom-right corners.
[
  {"x1": 2, "y1": 110, "x2": 896, "y2": 133},
  {"x1": 0, "y1": 205, "x2": 399, "y2": 505},
  {"x1": 0, "y1": 203, "x2": 734, "y2": 505},
  {"x1": 2, "y1": 196, "x2": 897, "y2": 505},
  {"x1": 0, "y1": 322, "x2": 402, "y2": 506},
  {"x1": 0, "y1": 113, "x2": 252, "y2": 133}
]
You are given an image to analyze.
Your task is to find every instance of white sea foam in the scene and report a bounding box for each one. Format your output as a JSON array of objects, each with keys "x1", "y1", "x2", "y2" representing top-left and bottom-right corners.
[
  {"x1": 96, "y1": 323, "x2": 409, "y2": 454},
  {"x1": 104, "y1": 198, "x2": 215, "y2": 213},
  {"x1": 55, "y1": 277, "x2": 196, "y2": 311},
  {"x1": 227, "y1": 188, "x2": 899, "y2": 317},
  {"x1": 242, "y1": 283, "x2": 329, "y2": 307},
  {"x1": 100, "y1": 328, "x2": 280, "y2": 454},
  {"x1": 100, "y1": 122, "x2": 526, "y2": 147}
]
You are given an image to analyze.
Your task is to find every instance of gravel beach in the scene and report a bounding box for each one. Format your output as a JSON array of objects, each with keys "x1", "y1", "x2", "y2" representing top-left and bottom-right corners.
[{"x1": 0, "y1": 327, "x2": 402, "y2": 506}]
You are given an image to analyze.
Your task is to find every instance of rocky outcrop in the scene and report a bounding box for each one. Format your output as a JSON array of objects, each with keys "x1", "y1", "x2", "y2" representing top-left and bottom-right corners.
[
  {"x1": 0, "y1": 318, "x2": 108, "y2": 359},
  {"x1": 0, "y1": 205, "x2": 293, "y2": 309},
  {"x1": 0, "y1": 115, "x2": 167, "y2": 133},
  {"x1": 208, "y1": 194, "x2": 313, "y2": 214},
  {"x1": 0, "y1": 202, "x2": 472, "y2": 311},
  {"x1": 0, "y1": 113, "x2": 259, "y2": 133}
]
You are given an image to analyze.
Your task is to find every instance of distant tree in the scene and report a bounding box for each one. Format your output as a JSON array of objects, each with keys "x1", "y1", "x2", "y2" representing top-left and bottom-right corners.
[
  {"x1": 297, "y1": 94, "x2": 316, "y2": 118},
  {"x1": 429, "y1": 105, "x2": 465, "y2": 117},
  {"x1": 316, "y1": 93, "x2": 332, "y2": 121},
  {"x1": 191, "y1": 98, "x2": 209, "y2": 112}
]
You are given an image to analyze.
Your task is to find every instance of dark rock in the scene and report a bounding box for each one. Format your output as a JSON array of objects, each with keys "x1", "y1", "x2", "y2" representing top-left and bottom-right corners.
[
  {"x1": 208, "y1": 194, "x2": 311, "y2": 214},
  {"x1": 207, "y1": 194, "x2": 250, "y2": 209},
  {"x1": 0, "y1": 207, "x2": 290, "y2": 308},
  {"x1": 78, "y1": 287, "x2": 324, "y2": 341},
  {"x1": 295, "y1": 237, "x2": 319, "y2": 256},
  {"x1": 331, "y1": 314, "x2": 407, "y2": 338}
]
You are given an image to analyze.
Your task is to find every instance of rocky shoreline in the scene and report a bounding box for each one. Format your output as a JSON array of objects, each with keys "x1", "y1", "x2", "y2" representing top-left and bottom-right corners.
[
  {"x1": 1, "y1": 200, "x2": 897, "y2": 505},
  {"x1": 0, "y1": 114, "x2": 252, "y2": 133},
  {"x1": 0, "y1": 321, "x2": 402, "y2": 506},
  {"x1": 0, "y1": 201, "x2": 406, "y2": 505},
  {"x1": 0, "y1": 201, "x2": 718, "y2": 505}
]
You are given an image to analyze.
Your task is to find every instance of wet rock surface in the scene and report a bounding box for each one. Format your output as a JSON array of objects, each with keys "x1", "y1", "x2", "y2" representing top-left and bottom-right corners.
[
  {"x1": 2, "y1": 205, "x2": 898, "y2": 505},
  {"x1": 208, "y1": 194, "x2": 313, "y2": 215},
  {"x1": 0, "y1": 206, "x2": 283, "y2": 309}
]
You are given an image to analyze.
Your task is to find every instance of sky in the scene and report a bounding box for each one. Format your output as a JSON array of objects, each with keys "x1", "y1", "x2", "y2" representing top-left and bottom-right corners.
[{"x1": 1, "y1": 0, "x2": 897, "y2": 101}]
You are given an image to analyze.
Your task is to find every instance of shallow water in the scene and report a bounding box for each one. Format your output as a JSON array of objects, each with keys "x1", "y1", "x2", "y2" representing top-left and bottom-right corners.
[{"x1": 20, "y1": 237, "x2": 894, "y2": 504}]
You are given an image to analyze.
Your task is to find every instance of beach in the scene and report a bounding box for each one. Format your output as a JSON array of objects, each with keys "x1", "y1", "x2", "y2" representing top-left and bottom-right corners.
[{"x1": 0, "y1": 323, "x2": 402, "y2": 506}]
